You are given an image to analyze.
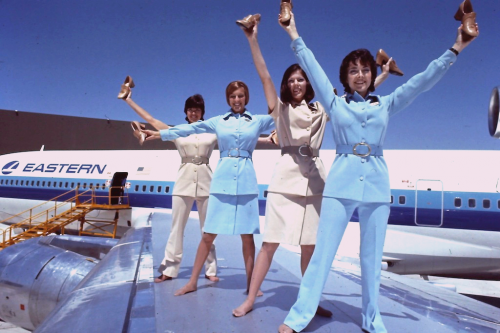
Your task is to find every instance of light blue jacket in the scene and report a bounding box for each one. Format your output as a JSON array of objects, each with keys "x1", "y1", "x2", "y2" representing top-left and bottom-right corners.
[
  {"x1": 292, "y1": 37, "x2": 457, "y2": 202},
  {"x1": 160, "y1": 110, "x2": 274, "y2": 196}
]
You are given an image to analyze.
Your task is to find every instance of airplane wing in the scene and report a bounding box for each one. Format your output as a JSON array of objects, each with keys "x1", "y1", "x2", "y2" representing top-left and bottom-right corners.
[{"x1": 2, "y1": 209, "x2": 498, "y2": 332}]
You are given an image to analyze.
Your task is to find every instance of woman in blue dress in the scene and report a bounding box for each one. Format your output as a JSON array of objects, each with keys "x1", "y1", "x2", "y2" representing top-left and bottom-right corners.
[
  {"x1": 144, "y1": 81, "x2": 274, "y2": 296},
  {"x1": 277, "y1": 13, "x2": 478, "y2": 333}
]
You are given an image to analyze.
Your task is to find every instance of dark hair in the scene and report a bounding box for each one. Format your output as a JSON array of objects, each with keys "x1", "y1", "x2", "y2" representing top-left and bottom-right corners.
[
  {"x1": 339, "y1": 49, "x2": 377, "y2": 95},
  {"x1": 225, "y1": 81, "x2": 249, "y2": 106},
  {"x1": 184, "y1": 94, "x2": 205, "y2": 123},
  {"x1": 280, "y1": 64, "x2": 315, "y2": 104}
]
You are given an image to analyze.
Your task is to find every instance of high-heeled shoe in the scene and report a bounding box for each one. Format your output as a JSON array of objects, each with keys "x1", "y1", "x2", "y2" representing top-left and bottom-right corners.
[
  {"x1": 131, "y1": 121, "x2": 146, "y2": 145},
  {"x1": 375, "y1": 49, "x2": 404, "y2": 76},
  {"x1": 279, "y1": 0, "x2": 293, "y2": 25},
  {"x1": 454, "y1": 0, "x2": 478, "y2": 39},
  {"x1": 117, "y1": 76, "x2": 135, "y2": 99},
  {"x1": 236, "y1": 14, "x2": 261, "y2": 30}
]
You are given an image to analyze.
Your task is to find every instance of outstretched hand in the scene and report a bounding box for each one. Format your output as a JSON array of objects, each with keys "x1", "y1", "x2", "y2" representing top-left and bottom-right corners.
[
  {"x1": 453, "y1": 23, "x2": 479, "y2": 53},
  {"x1": 279, "y1": 12, "x2": 299, "y2": 41},
  {"x1": 143, "y1": 129, "x2": 160, "y2": 141},
  {"x1": 239, "y1": 21, "x2": 258, "y2": 39}
]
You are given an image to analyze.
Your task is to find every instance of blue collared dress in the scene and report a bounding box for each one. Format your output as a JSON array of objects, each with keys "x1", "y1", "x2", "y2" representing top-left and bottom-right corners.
[{"x1": 160, "y1": 110, "x2": 274, "y2": 235}]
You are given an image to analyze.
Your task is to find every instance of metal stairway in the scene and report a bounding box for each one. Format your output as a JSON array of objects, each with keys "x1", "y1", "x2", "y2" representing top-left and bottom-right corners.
[{"x1": 0, "y1": 186, "x2": 130, "y2": 249}]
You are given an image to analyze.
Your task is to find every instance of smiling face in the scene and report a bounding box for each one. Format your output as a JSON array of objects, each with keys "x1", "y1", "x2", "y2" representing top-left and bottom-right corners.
[
  {"x1": 347, "y1": 60, "x2": 372, "y2": 98},
  {"x1": 228, "y1": 87, "x2": 247, "y2": 114},
  {"x1": 287, "y1": 70, "x2": 307, "y2": 104},
  {"x1": 186, "y1": 107, "x2": 202, "y2": 123}
]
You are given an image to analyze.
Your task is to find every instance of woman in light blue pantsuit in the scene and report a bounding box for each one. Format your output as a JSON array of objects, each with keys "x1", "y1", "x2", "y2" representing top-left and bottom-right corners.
[
  {"x1": 144, "y1": 81, "x2": 275, "y2": 296},
  {"x1": 278, "y1": 13, "x2": 478, "y2": 333}
]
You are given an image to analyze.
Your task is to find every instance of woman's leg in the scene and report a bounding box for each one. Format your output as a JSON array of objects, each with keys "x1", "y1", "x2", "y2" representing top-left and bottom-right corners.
[
  {"x1": 357, "y1": 203, "x2": 390, "y2": 333},
  {"x1": 232, "y1": 241, "x2": 280, "y2": 316},
  {"x1": 280, "y1": 197, "x2": 357, "y2": 332},
  {"x1": 196, "y1": 196, "x2": 218, "y2": 280},
  {"x1": 159, "y1": 195, "x2": 194, "y2": 279},
  {"x1": 300, "y1": 244, "x2": 333, "y2": 318},
  {"x1": 240, "y1": 234, "x2": 258, "y2": 293},
  {"x1": 174, "y1": 232, "x2": 218, "y2": 296}
]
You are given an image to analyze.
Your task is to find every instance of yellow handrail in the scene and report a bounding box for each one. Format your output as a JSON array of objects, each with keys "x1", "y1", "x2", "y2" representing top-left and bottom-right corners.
[{"x1": 0, "y1": 186, "x2": 130, "y2": 246}]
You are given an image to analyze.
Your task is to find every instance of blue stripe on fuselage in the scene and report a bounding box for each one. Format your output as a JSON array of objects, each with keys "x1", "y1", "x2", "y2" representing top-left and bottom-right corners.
[{"x1": 1, "y1": 177, "x2": 500, "y2": 232}]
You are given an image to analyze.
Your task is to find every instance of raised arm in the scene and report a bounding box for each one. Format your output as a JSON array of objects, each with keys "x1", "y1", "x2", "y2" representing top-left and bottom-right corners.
[
  {"x1": 122, "y1": 91, "x2": 169, "y2": 130},
  {"x1": 279, "y1": 13, "x2": 336, "y2": 111},
  {"x1": 388, "y1": 23, "x2": 479, "y2": 116},
  {"x1": 374, "y1": 59, "x2": 391, "y2": 88},
  {"x1": 240, "y1": 23, "x2": 278, "y2": 113}
]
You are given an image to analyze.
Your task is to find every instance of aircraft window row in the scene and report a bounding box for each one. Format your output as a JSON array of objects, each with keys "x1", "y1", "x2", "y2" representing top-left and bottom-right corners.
[
  {"x1": 454, "y1": 197, "x2": 492, "y2": 209},
  {"x1": 389, "y1": 195, "x2": 496, "y2": 209},
  {"x1": 133, "y1": 184, "x2": 170, "y2": 193},
  {"x1": 0, "y1": 179, "x2": 108, "y2": 190}
]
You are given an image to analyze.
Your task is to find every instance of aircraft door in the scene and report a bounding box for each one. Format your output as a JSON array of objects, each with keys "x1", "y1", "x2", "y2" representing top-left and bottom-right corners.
[
  {"x1": 414, "y1": 179, "x2": 443, "y2": 227},
  {"x1": 109, "y1": 172, "x2": 128, "y2": 205}
]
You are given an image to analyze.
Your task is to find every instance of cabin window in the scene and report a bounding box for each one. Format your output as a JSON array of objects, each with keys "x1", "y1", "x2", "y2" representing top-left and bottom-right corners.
[
  {"x1": 65, "y1": 182, "x2": 68, "y2": 188},
  {"x1": 10, "y1": 180, "x2": 13, "y2": 185},
  {"x1": 42, "y1": 181, "x2": 45, "y2": 187},
  {"x1": 165, "y1": 186, "x2": 170, "y2": 193},
  {"x1": 157, "y1": 186, "x2": 162, "y2": 193},
  {"x1": 31, "y1": 181, "x2": 35, "y2": 186},
  {"x1": 398, "y1": 196, "x2": 406, "y2": 205},
  {"x1": 454, "y1": 198, "x2": 462, "y2": 207},
  {"x1": 83, "y1": 183, "x2": 87, "y2": 189},
  {"x1": 135, "y1": 185, "x2": 139, "y2": 192},
  {"x1": 150, "y1": 185, "x2": 154, "y2": 192},
  {"x1": 48, "y1": 181, "x2": 51, "y2": 187},
  {"x1": 498, "y1": 200, "x2": 500, "y2": 209},
  {"x1": 142, "y1": 185, "x2": 146, "y2": 192},
  {"x1": 264, "y1": 190, "x2": 268, "y2": 198},
  {"x1": 36, "y1": 181, "x2": 40, "y2": 186},
  {"x1": 77, "y1": 183, "x2": 81, "y2": 188},
  {"x1": 468, "y1": 198, "x2": 476, "y2": 208},
  {"x1": 0, "y1": 179, "x2": 3, "y2": 185},
  {"x1": 390, "y1": 195, "x2": 394, "y2": 204},
  {"x1": 15, "y1": 180, "x2": 18, "y2": 185},
  {"x1": 20, "y1": 180, "x2": 24, "y2": 185},
  {"x1": 483, "y1": 199, "x2": 491, "y2": 209},
  {"x1": 71, "y1": 182, "x2": 75, "y2": 188}
]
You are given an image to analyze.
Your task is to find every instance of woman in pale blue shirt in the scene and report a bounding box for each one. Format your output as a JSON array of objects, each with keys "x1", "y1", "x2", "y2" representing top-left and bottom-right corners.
[
  {"x1": 277, "y1": 13, "x2": 478, "y2": 333},
  {"x1": 144, "y1": 81, "x2": 275, "y2": 296}
]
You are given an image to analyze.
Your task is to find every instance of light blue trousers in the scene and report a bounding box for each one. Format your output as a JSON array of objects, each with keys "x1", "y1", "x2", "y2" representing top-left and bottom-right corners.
[{"x1": 284, "y1": 197, "x2": 390, "y2": 333}]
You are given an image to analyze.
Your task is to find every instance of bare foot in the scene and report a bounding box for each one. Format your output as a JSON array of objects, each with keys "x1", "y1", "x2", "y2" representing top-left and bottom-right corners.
[
  {"x1": 174, "y1": 282, "x2": 197, "y2": 296},
  {"x1": 245, "y1": 289, "x2": 264, "y2": 297},
  {"x1": 154, "y1": 274, "x2": 172, "y2": 283},
  {"x1": 278, "y1": 323, "x2": 294, "y2": 333},
  {"x1": 316, "y1": 305, "x2": 333, "y2": 317},
  {"x1": 232, "y1": 299, "x2": 254, "y2": 317},
  {"x1": 205, "y1": 274, "x2": 220, "y2": 282}
]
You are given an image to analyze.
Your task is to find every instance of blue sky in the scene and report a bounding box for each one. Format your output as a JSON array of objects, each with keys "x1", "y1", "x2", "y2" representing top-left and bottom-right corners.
[{"x1": 2, "y1": 0, "x2": 499, "y2": 150}]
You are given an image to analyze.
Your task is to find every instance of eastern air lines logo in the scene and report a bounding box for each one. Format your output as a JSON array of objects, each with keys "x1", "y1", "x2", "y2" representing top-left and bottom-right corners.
[{"x1": 2, "y1": 161, "x2": 20, "y2": 175}]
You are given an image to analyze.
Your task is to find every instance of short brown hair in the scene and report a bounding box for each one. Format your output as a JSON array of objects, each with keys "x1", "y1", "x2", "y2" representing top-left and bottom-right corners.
[{"x1": 225, "y1": 81, "x2": 249, "y2": 106}]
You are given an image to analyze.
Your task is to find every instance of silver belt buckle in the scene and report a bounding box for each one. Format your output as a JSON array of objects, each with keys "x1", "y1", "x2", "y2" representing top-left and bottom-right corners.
[
  {"x1": 353, "y1": 143, "x2": 371, "y2": 157},
  {"x1": 228, "y1": 148, "x2": 240, "y2": 157},
  {"x1": 191, "y1": 156, "x2": 202, "y2": 165},
  {"x1": 298, "y1": 145, "x2": 311, "y2": 157}
]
